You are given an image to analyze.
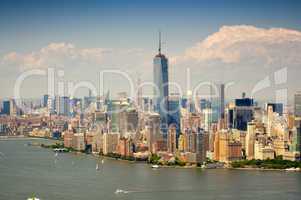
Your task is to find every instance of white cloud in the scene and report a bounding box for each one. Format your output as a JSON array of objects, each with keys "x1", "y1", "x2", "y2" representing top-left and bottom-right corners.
[
  {"x1": 1, "y1": 42, "x2": 113, "y2": 70},
  {"x1": 1, "y1": 42, "x2": 151, "y2": 71},
  {"x1": 175, "y1": 25, "x2": 301, "y2": 66}
]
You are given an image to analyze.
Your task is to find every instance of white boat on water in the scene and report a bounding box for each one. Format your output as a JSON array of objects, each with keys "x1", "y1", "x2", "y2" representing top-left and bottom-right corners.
[
  {"x1": 285, "y1": 167, "x2": 300, "y2": 172},
  {"x1": 96, "y1": 163, "x2": 100, "y2": 170},
  {"x1": 27, "y1": 197, "x2": 40, "y2": 200},
  {"x1": 115, "y1": 189, "x2": 129, "y2": 194},
  {"x1": 151, "y1": 164, "x2": 159, "y2": 169}
]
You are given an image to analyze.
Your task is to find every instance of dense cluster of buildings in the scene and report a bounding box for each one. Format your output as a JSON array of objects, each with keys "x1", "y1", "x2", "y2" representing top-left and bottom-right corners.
[{"x1": 0, "y1": 36, "x2": 300, "y2": 165}]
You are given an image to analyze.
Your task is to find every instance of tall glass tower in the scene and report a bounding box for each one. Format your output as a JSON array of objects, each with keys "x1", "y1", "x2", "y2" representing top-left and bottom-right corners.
[{"x1": 153, "y1": 32, "x2": 169, "y2": 135}]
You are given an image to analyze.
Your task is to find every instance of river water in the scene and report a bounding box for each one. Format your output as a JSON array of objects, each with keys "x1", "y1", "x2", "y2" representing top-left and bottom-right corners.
[{"x1": 0, "y1": 138, "x2": 300, "y2": 200}]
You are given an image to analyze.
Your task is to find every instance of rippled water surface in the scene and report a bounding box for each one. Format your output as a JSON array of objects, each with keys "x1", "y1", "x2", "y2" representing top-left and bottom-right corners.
[{"x1": 0, "y1": 139, "x2": 300, "y2": 200}]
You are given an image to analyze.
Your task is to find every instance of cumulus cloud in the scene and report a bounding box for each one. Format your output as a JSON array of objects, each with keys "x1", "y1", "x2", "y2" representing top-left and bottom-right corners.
[
  {"x1": 1, "y1": 42, "x2": 105, "y2": 70},
  {"x1": 174, "y1": 25, "x2": 301, "y2": 66},
  {"x1": 0, "y1": 42, "x2": 149, "y2": 71}
]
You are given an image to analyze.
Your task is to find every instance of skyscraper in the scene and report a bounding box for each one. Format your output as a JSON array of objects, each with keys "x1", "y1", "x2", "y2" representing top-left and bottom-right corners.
[
  {"x1": 266, "y1": 103, "x2": 283, "y2": 116},
  {"x1": 43, "y1": 94, "x2": 49, "y2": 107},
  {"x1": 167, "y1": 124, "x2": 177, "y2": 154},
  {"x1": 145, "y1": 112, "x2": 160, "y2": 153},
  {"x1": 55, "y1": 96, "x2": 70, "y2": 116},
  {"x1": 219, "y1": 84, "x2": 225, "y2": 119},
  {"x1": 195, "y1": 128, "x2": 206, "y2": 163},
  {"x1": 168, "y1": 94, "x2": 181, "y2": 135},
  {"x1": 294, "y1": 92, "x2": 301, "y2": 117},
  {"x1": 227, "y1": 94, "x2": 254, "y2": 131},
  {"x1": 47, "y1": 96, "x2": 54, "y2": 114},
  {"x1": 118, "y1": 108, "x2": 138, "y2": 136},
  {"x1": 2, "y1": 100, "x2": 10, "y2": 115},
  {"x1": 153, "y1": 32, "x2": 169, "y2": 135}
]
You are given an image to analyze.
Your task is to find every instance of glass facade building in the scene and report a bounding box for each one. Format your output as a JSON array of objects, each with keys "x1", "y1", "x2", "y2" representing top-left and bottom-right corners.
[
  {"x1": 153, "y1": 34, "x2": 169, "y2": 135},
  {"x1": 295, "y1": 92, "x2": 301, "y2": 117}
]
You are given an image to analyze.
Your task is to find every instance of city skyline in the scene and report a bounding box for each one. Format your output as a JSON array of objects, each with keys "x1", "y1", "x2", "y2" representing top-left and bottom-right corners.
[
  {"x1": 0, "y1": 2, "x2": 301, "y2": 199},
  {"x1": 0, "y1": 0, "x2": 300, "y2": 103}
]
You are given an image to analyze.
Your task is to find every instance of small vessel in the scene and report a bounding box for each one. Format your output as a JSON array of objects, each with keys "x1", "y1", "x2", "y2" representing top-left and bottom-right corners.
[
  {"x1": 96, "y1": 163, "x2": 100, "y2": 170},
  {"x1": 151, "y1": 164, "x2": 159, "y2": 169},
  {"x1": 27, "y1": 195, "x2": 40, "y2": 200},
  {"x1": 101, "y1": 159, "x2": 104, "y2": 164},
  {"x1": 285, "y1": 167, "x2": 300, "y2": 172},
  {"x1": 53, "y1": 148, "x2": 68, "y2": 153},
  {"x1": 115, "y1": 189, "x2": 122, "y2": 194},
  {"x1": 115, "y1": 189, "x2": 129, "y2": 194}
]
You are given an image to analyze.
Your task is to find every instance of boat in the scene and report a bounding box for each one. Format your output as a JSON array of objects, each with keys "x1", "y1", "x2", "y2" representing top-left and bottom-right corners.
[
  {"x1": 53, "y1": 148, "x2": 68, "y2": 153},
  {"x1": 285, "y1": 167, "x2": 300, "y2": 172},
  {"x1": 27, "y1": 195, "x2": 40, "y2": 200},
  {"x1": 115, "y1": 189, "x2": 129, "y2": 194},
  {"x1": 151, "y1": 164, "x2": 159, "y2": 169},
  {"x1": 101, "y1": 159, "x2": 104, "y2": 164},
  {"x1": 96, "y1": 163, "x2": 100, "y2": 171}
]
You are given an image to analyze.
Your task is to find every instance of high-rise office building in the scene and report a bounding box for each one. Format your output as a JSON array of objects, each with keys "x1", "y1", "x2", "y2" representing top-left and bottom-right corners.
[
  {"x1": 43, "y1": 94, "x2": 49, "y2": 107},
  {"x1": 153, "y1": 32, "x2": 169, "y2": 135},
  {"x1": 145, "y1": 112, "x2": 160, "y2": 153},
  {"x1": 2, "y1": 100, "x2": 10, "y2": 115},
  {"x1": 47, "y1": 96, "x2": 55, "y2": 114},
  {"x1": 8, "y1": 99, "x2": 17, "y2": 116},
  {"x1": 246, "y1": 121, "x2": 256, "y2": 159},
  {"x1": 107, "y1": 100, "x2": 121, "y2": 133},
  {"x1": 167, "y1": 125, "x2": 177, "y2": 154},
  {"x1": 219, "y1": 84, "x2": 225, "y2": 119},
  {"x1": 168, "y1": 94, "x2": 181, "y2": 135},
  {"x1": 195, "y1": 128, "x2": 206, "y2": 163},
  {"x1": 118, "y1": 108, "x2": 139, "y2": 135},
  {"x1": 227, "y1": 94, "x2": 254, "y2": 131},
  {"x1": 265, "y1": 103, "x2": 283, "y2": 116},
  {"x1": 199, "y1": 99, "x2": 211, "y2": 112},
  {"x1": 210, "y1": 84, "x2": 224, "y2": 123},
  {"x1": 55, "y1": 96, "x2": 70, "y2": 116},
  {"x1": 294, "y1": 92, "x2": 301, "y2": 117}
]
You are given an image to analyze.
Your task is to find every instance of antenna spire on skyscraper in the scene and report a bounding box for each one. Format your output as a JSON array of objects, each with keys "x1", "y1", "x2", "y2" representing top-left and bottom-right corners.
[{"x1": 158, "y1": 30, "x2": 161, "y2": 55}]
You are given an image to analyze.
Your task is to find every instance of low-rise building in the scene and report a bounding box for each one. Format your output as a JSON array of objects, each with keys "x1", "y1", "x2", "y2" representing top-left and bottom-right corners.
[
  {"x1": 254, "y1": 141, "x2": 274, "y2": 160},
  {"x1": 30, "y1": 128, "x2": 51, "y2": 138},
  {"x1": 118, "y1": 137, "x2": 134, "y2": 157},
  {"x1": 103, "y1": 133, "x2": 119, "y2": 155},
  {"x1": 72, "y1": 133, "x2": 85, "y2": 151},
  {"x1": 63, "y1": 131, "x2": 74, "y2": 148},
  {"x1": 92, "y1": 133, "x2": 103, "y2": 153}
]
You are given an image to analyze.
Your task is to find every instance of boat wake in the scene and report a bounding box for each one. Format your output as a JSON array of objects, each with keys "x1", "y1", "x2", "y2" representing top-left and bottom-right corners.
[{"x1": 114, "y1": 188, "x2": 204, "y2": 195}]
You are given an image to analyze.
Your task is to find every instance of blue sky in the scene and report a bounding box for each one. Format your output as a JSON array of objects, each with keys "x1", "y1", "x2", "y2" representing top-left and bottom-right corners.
[
  {"x1": 0, "y1": 0, "x2": 301, "y2": 103},
  {"x1": 1, "y1": 0, "x2": 300, "y2": 54}
]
